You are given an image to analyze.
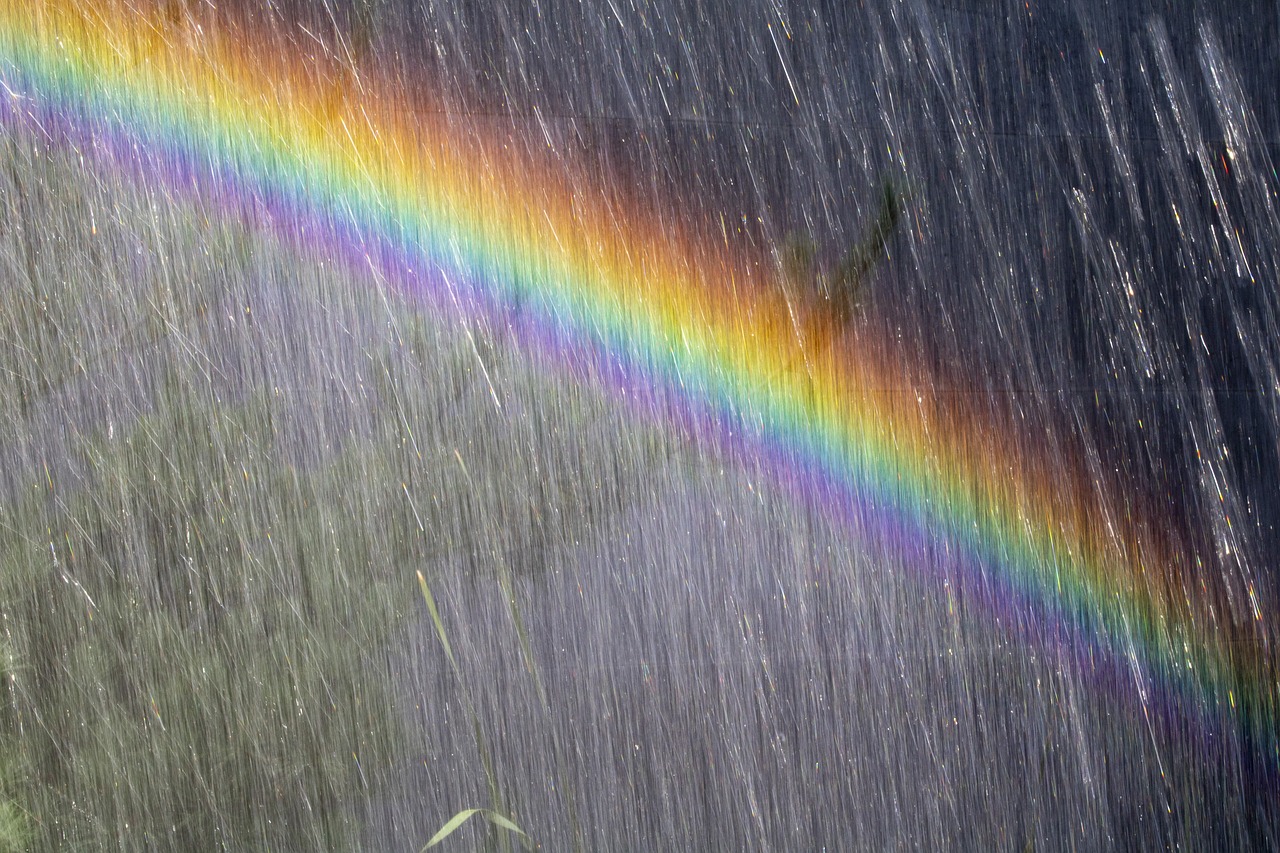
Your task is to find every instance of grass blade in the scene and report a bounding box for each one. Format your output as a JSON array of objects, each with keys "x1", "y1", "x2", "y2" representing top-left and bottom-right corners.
[
  {"x1": 422, "y1": 808, "x2": 481, "y2": 848},
  {"x1": 421, "y1": 808, "x2": 530, "y2": 850},
  {"x1": 416, "y1": 570, "x2": 455, "y2": 669},
  {"x1": 482, "y1": 809, "x2": 530, "y2": 840}
]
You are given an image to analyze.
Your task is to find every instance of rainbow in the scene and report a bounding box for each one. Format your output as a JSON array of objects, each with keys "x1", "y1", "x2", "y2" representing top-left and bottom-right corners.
[{"x1": 0, "y1": 1, "x2": 1273, "y2": 771}]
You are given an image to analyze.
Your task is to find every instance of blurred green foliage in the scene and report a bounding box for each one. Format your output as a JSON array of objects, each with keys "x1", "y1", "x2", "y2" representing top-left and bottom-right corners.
[
  {"x1": 0, "y1": 111, "x2": 685, "y2": 850},
  {"x1": 0, "y1": 375, "x2": 414, "y2": 849}
]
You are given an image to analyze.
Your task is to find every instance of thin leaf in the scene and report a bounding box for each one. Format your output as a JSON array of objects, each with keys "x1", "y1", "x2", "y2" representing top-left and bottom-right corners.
[
  {"x1": 482, "y1": 810, "x2": 530, "y2": 840},
  {"x1": 422, "y1": 808, "x2": 482, "y2": 849},
  {"x1": 416, "y1": 570, "x2": 455, "y2": 668},
  {"x1": 421, "y1": 808, "x2": 530, "y2": 850}
]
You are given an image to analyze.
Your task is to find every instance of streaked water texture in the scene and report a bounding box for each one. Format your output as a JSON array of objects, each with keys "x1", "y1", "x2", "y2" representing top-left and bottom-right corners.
[{"x1": 0, "y1": 1, "x2": 1275, "y2": 849}]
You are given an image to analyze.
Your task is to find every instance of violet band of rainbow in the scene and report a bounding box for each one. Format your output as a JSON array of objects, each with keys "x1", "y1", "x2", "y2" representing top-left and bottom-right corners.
[{"x1": 0, "y1": 1, "x2": 1273, "y2": 771}]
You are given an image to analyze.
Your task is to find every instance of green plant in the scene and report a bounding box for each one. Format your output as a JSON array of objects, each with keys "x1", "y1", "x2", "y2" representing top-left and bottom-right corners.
[
  {"x1": 416, "y1": 572, "x2": 532, "y2": 852},
  {"x1": 0, "y1": 375, "x2": 415, "y2": 849},
  {"x1": 423, "y1": 808, "x2": 530, "y2": 850}
]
